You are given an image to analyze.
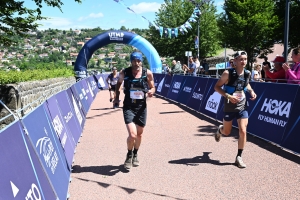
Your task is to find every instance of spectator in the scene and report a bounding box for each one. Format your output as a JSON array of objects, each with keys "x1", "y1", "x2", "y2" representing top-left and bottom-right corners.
[
  {"x1": 202, "y1": 59, "x2": 209, "y2": 75},
  {"x1": 170, "y1": 60, "x2": 183, "y2": 75},
  {"x1": 251, "y1": 64, "x2": 263, "y2": 82},
  {"x1": 183, "y1": 56, "x2": 197, "y2": 76},
  {"x1": 163, "y1": 64, "x2": 170, "y2": 74},
  {"x1": 263, "y1": 56, "x2": 286, "y2": 83},
  {"x1": 228, "y1": 59, "x2": 235, "y2": 68},
  {"x1": 261, "y1": 57, "x2": 271, "y2": 79},
  {"x1": 283, "y1": 47, "x2": 300, "y2": 84},
  {"x1": 193, "y1": 56, "x2": 200, "y2": 74}
]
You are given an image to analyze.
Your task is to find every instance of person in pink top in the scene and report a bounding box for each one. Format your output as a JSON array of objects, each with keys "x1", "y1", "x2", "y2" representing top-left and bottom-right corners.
[
  {"x1": 282, "y1": 47, "x2": 300, "y2": 84},
  {"x1": 263, "y1": 56, "x2": 286, "y2": 83}
]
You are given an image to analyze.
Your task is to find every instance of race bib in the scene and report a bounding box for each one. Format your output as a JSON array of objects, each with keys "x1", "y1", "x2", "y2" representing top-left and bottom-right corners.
[
  {"x1": 233, "y1": 91, "x2": 245, "y2": 101},
  {"x1": 130, "y1": 89, "x2": 144, "y2": 99},
  {"x1": 111, "y1": 80, "x2": 117, "y2": 85}
]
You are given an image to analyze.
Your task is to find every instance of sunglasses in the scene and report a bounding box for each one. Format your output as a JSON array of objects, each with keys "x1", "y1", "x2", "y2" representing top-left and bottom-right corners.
[{"x1": 234, "y1": 51, "x2": 247, "y2": 58}]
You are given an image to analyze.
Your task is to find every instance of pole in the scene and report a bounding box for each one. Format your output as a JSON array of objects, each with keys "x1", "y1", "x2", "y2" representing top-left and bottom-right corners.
[
  {"x1": 283, "y1": 0, "x2": 290, "y2": 61},
  {"x1": 197, "y1": 12, "x2": 200, "y2": 59}
]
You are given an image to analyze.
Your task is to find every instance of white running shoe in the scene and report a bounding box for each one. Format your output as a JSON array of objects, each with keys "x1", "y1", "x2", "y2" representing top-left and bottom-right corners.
[{"x1": 235, "y1": 156, "x2": 246, "y2": 168}]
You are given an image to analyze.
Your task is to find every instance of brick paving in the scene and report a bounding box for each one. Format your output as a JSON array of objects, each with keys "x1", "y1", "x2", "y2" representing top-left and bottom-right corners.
[{"x1": 68, "y1": 90, "x2": 300, "y2": 200}]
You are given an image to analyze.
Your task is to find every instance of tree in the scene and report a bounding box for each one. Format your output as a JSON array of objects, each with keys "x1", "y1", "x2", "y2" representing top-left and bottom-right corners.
[
  {"x1": 218, "y1": 0, "x2": 279, "y2": 69},
  {"x1": 0, "y1": 0, "x2": 81, "y2": 46},
  {"x1": 147, "y1": 0, "x2": 220, "y2": 61},
  {"x1": 274, "y1": 0, "x2": 300, "y2": 49}
]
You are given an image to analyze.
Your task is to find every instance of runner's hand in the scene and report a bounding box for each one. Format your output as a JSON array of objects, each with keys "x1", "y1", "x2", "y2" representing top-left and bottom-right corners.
[
  {"x1": 249, "y1": 91, "x2": 257, "y2": 101},
  {"x1": 147, "y1": 89, "x2": 154, "y2": 98},
  {"x1": 229, "y1": 96, "x2": 240, "y2": 104}
]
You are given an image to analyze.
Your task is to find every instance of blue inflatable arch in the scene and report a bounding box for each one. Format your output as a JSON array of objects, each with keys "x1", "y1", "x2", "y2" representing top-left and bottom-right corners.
[{"x1": 74, "y1": 30, "x2": 162, "y2": 80}]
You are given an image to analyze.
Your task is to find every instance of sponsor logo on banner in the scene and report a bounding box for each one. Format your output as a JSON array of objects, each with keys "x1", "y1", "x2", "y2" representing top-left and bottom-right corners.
[
  {"x1": 192, "y1": 87, "x2": 203, "y2": 100},
  {"x1": 183, "y1": 87, "x2": 192, "y2": 93},
  {"x1": 172, "y1": 82, "x2": 181, "y2": 93},
  {"x1": 205, "y1": 90, "x2": 222, "y2": 114},
  {"x1": 98, "y1": 77, "x2": 106, "y2": 87},
  {"x1": 72, "y1": 95, "x2": 83, "y2": 125},
  {"x1": 81, "y1": 88, "x2": 88, "y2": 100},
  {"x1": 36, "y1": 128, "x2": 59, "y2": 174},
  {"x1": 257, "y1": 98, "x2": 292, "y2": 127},
  {"x1": 64, "y1": 111, "x2": 73, "y2": 123},
  {"x1": 26, "y1": 183, "x2": 41, "y2": 200},
  {"x1": 87, "y1": 82, "x2": 94, "y2": 97},
  {"x1": 165, "y1": 84, "x2": 170, "y2": 88},
  {"x1": 52, "y1": 115, "x2": 67, "y2": 148},
  {"x1": 108, "y1": 32, "x2": 124, "y2": 41},
  {"x1": 157, "y1": 78, "x2": 164, "y2": 92}
]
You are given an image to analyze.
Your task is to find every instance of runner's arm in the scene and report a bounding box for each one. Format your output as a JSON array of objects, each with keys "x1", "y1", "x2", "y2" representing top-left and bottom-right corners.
[
  {"x1": 147, "y1": 70, "x2": 155, "y2": 97},
  {"x1": 115, "y1": 70, "x2": 124, "y2": 100},
  {"x1": 214, "y1": 70, "x2": 229, "y2": 98}
]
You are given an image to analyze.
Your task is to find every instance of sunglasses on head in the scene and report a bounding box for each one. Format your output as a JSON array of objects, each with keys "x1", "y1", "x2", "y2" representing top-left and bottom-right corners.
[{"x1": 234, "y1": 51, "x2": 247, "y2": 58}]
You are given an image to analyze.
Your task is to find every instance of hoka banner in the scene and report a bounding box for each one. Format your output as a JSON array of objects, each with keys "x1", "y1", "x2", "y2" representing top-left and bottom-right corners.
[
  {"x1": 186, "y1": 77, "x2": 209, "y2": 111},
  {"x1": 71, "y1": 83, "x2": 89, "y2": 115},
  {"x1": 45, "y1": 96, "x2": 76, "y2": 169},
  {"x1": 167, "y1": 75, "x2": 186, "y2": 101},
  {"x1": 55, "y1": 90, "x2": 83, "y2": 144},
  {"x1": 0, "y1": 121, "x2": 56, "y2": 200},
  {"x1": 86, "y1": 76, "x2": 98, "y2": 99},
  {"x1": 247, "y1": 83, "x2": 298, "y2": 144},
  {"x1": 160, "y1": 74, "x2": 173, "y2": 97},
  {"x1": 22, "y1": 105, "x2": 70, "y2": 200},
  {"x1": 279, "y1": 85, "x2": 300, "y2": 153},
  {"x1": 154, "y1": 73, "x2": 166, "y2": 95},
  {"x1": 177, "y1": 76, "x2": 198, "y2": 105},
  {"x1": 80, "y1": 79, "x2": 94, "y2": 108},
  {"x1": 66, "y1": 88, "x2": 86, "y2": 128}
]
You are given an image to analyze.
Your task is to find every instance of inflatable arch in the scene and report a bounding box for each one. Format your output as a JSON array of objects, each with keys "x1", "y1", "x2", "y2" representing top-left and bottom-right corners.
[{"x1": 74, "y1": 30, "x2": 162, "y2": 80}]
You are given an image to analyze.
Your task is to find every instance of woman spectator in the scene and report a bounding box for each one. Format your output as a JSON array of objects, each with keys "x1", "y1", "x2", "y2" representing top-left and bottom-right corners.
[
  {"x1": 251, "y1": 64, "x2": 263, "y2": 81},
  {"x1": 283, "y1": 47, "x2": 300, "y2": 84}
]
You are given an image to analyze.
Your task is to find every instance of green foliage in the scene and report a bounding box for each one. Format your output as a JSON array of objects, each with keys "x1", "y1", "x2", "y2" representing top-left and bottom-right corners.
[
  {"x1": 147, "y1": 0, "x2": 221, "y2": 60},
  {"x1": 218, "y1": 0, "x2": 279, "y2": 67},
  {"x1": 0, "y1": 0, "x2": 81, "y2": 46},
  {"x1": 274, "y1": 0, "x2": 300, "y2": 49},
  {"x1": 0, "y1": 68, "x2": 74, "y2": 84}
]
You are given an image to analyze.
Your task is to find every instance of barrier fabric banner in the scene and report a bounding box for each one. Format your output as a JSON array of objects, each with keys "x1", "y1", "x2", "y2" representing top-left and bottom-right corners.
[
  {"x1": 198, "y1": 78, "x2": 220, "y2": 118},
  {"x1": 45, "y1": 96, "x2": 76, "y2": 169},
  {"x1": 280, "y1": 85, "x2": 300, "y2": 154},
  {"x1": 167, "y1": 75, "x2": 186, "y2": 101},
  {"x1": 160, "y1": 74, "x2": 173, "y2": 97},
  {"x1": 88, "y1": 76, "x2": 99, "y2": 98},
  {"x1": 177, "y1": 76, "x2": 198, "y2": 105},
  {"x1": 154, "y1": 73, "x2": 166, "y2": 95},
  {"x1": 71, "y1": 83, "x2": 89, "y2": 115},
  {"x1": 187, "y1": 77, "x2": 210, "y2": 113},
  {"x1": 22, "y1": 105, "x2": 70, "y2": 200},
  {"x1": 0, "y1": 121, "x2": 56, "y2": 200},
  {"x1": 55, "y1": 90, "x2": 83, "y2": 145},
  {"x1": 99, "y1": 74, "x2": 109, "y2": 90},
  {"x1": 247, "y1": 82, "x2": 298, "y2": 144},
  {"x1": 66, "y1": 88, "x2": 86, "y2": 128},
  {"x1": 80, "y1": 79, "x2": 94, "y2": 108}
]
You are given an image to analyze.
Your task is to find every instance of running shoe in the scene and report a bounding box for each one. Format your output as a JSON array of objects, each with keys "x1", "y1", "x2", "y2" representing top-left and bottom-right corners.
[
  {"x1": 215, "y1": 125, "x2": 223, "y2": 142},
  {"x1": 235, "y1": 156, "x2": 246, "y2": 168},
  {"x1": 124, "y1": 153, "x2": 133, "y2": 170},
  {"x1": 132, "y1": 154, "x2": 139, "y2": 167},
  {"x1": 109, "y1": 98, "x2": 112, "y2": 102}
]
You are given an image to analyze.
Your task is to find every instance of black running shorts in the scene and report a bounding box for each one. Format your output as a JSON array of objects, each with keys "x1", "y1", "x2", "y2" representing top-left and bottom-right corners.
[
  {"x1": 123, "y1": 103, "x2": 147, "y2": 127},
  {"x1": 109, "y1": 84, "x2": 116, "y2": 91}
]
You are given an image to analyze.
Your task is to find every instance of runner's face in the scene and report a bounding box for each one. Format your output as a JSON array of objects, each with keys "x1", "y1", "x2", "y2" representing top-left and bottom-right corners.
[
  {"x1": 131, "y1": 59, "x2": 142, "y2": 68},
  {"x1": 235, "y1": 55, "x2": 247, "y2": 68}
]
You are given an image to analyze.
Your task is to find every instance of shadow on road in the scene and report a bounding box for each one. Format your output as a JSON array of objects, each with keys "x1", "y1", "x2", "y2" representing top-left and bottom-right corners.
[
  {"x1": 168, "y1": 152, "x2": 233, "y2": 166},
  {"x1": 75, "y1": 177, "x2": 188, "y2": 200},
  {"x1": 86, "y1": 108, "x2": 122, "y2": 119},
  {"x1": 72, "y1": 164, "x2": 129, "y2": 176}
]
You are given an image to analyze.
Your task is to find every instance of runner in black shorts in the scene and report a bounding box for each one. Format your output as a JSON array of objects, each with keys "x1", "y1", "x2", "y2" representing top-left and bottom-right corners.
[
  {"x1": 114, "y1": 51, "x2": 155, "y2": 170},
  {"x1": 106, "y1": 66, "x2": 119, "y2": 103}
]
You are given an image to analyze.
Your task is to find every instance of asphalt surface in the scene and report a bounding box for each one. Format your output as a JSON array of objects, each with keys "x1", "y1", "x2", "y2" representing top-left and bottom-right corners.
[{"x1": 68, "y1": 90, "x2": 300, "y2": 200}]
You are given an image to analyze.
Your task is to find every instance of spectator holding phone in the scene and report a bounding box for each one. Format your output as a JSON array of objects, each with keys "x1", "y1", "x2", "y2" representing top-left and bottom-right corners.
[{"x1": 283, "y1": 47, "x2": 300, "y2": 84}]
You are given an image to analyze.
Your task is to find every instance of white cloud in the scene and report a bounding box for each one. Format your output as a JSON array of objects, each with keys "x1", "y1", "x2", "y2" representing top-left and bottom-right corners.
[
  {"x1": 129, "y1": 2, "x2": 161, "y2": 14},
  {"x1": 78, "y1": 12, "x2": 104, "y2": 21},
  {"x1": 37, "y1": 17, "x2": 73, "y2": 30},
  {"x1": 119, "y1": 20, "x2": 126, "y2": 24},
  {"x1": 215, "y1": 0, "x2": 224, "y2": 6}
]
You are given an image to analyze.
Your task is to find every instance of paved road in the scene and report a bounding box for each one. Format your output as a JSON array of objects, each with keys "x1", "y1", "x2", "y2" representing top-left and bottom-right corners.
[{"x1": 68, "y1": 90, "x2": 300, "y2": 200}]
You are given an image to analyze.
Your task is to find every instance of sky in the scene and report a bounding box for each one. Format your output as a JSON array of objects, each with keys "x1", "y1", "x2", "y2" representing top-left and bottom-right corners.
[{"x1": 24, "y1": 0, "x2": 225, "y2": 30}]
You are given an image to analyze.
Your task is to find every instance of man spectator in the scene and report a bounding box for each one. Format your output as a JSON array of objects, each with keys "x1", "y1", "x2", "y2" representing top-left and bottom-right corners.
[
  {"x1": 228, "y1": 59, "x2": 235, "y2": 69},
  {"x1": 182, "y1": 56, "x2": 197, "y2": 76},
  {"x1": 202, "y1": 59, "x2": 209, "y2": 75},
  {"x1": 163, "y1": 64, "x2": 170, "y2": 74},
  {"x1": 261, "y1": 57, "x2": 271, "y2": 79},
  {"x1": 193, "y1": 56, "x2": 200, "y2": 74},
  {"x1": 169, "y1": 60, "x2": 183, "y2": 75},
  {"x1": 263, "y1": 56, "x2": 286, "y2": 83}
]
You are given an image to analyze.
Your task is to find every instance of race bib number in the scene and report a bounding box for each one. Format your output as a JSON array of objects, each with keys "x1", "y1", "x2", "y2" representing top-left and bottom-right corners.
[
  {"x1": 130, "y1": 90, "x2": 144, "y2": 99},
  {"x1": 111, "y1": 80, "x2": 117, "y2": 85},
  {"x1": 233, "y1": 91, "x2": 245, "y2": 101}
]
